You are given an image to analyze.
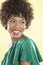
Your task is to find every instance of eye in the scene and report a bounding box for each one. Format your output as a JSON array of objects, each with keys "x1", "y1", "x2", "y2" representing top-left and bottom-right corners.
[
  {"x1": 9, "y1": 20, "x2": 15, "y2": 23},
  {"x1": 22, "y1": 21, "x2": 25, "y2": 23},
  {"x1": 12, "y1": 20, "x2": 15, "y2": 23},
  {"x1": 21, "y1": 21, "x2": 26, "y2": 25}
]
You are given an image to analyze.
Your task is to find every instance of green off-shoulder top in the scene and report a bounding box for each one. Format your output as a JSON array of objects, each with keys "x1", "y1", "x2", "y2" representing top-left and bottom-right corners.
[{"x1": 1, "y1": 36, "x2": 43, "y2": 65}]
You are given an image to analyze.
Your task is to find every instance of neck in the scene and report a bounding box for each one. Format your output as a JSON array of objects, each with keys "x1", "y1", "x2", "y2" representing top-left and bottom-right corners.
[{"x1": 11, "y1": 35, "x2": 25, "y2": 44}]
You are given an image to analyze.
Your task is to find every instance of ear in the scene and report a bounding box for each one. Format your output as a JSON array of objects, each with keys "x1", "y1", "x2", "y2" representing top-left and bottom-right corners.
[
  {"x1": 4, "y1": 25, "x2": 7, "y2": 29},
  {"x1": 7, "y1": 22, "x2": 9, "y2": 30},
  {"x1": 24, "y1": 26, "x2": 27, "y2": 29}
]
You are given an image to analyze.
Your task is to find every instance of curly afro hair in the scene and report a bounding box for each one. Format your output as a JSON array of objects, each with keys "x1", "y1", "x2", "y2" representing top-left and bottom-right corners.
[{"x1": 1, "y1": 0, "x2": 34, "y2": 29}]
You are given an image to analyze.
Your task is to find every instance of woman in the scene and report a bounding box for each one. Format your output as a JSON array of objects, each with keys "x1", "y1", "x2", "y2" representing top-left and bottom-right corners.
[{"x1": 1, "y1": 0, "x2": 43, "y2": 65}]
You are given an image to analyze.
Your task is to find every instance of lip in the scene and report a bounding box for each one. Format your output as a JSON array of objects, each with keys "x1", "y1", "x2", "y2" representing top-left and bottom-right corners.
[{"x1": 11, "y1": 29, "x2": 21, "y2": 35}]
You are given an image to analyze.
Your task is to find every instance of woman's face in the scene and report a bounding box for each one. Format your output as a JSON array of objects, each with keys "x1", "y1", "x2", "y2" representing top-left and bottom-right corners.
[{"x1": 7, "y1": 15, "x2": 26, "y2": 39}]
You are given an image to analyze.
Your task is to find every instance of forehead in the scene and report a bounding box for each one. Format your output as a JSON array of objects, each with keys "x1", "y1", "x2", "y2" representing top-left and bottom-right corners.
[{"x1": 8, "y1": 14, "x2": 25, "y2": 21}]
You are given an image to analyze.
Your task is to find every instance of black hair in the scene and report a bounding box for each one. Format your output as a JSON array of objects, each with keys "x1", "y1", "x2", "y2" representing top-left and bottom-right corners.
[{"x1": 1, "y1": 0, "x2": 34, "y2": 29}]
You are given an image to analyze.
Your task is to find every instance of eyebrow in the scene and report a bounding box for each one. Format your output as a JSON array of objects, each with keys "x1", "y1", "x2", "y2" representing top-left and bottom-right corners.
[
  {"x1": 8, "y1": 16, "x2": 26, "y2": 22},
  {"x1": 9, "y1": 18, "x2": 16, "y2": 21},
  {"x1": 9, "y1": 18, "x2": 25, "y2": 21}
]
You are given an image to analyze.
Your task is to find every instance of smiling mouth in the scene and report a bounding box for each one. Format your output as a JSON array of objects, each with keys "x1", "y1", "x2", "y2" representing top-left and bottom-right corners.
[{"x1": 11, "y1": 29, "x2": 21, "y2": 35}]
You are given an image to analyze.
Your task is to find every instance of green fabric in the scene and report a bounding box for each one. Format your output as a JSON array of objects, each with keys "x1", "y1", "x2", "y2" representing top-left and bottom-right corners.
[{"x1": 1, "y1": 36, "x2": 43, "y2": 65}]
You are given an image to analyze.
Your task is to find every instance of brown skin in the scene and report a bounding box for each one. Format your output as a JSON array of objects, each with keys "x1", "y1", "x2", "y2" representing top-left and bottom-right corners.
[
  {"x1": 7, "y1": 15, "x2": 31, "y2": 65},
  {"x1": 7, "y1": 15, "x2": 26, "y2": 43},
  {"x1": 20, "y1": 62, "x2": 31, "y2": 65}
]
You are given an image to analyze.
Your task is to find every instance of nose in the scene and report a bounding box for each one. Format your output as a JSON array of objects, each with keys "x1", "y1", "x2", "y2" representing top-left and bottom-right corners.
[{"x1": 13, "y1": 22, "x2": 20, "y2": 29}]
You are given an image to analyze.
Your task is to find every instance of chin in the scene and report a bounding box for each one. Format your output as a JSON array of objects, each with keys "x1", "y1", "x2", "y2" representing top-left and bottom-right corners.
[
  {"x1": 10, "y1": 32, "x2": 23, "y2": 39},
  {"x1": 12, "y1": 34, "x2": 22, "y2": 38}
]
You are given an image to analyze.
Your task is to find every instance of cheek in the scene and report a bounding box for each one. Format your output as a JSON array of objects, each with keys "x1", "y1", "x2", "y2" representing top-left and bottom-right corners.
[
  {"x1": 7, "y1": 23, "x2": 26, "y2": 33},
  {"x1": 20, "y1": 26, "x2": 25, "y2": 32},
  {"x1": 7, "y1": 23, "x2": 11, "y2": 32}
]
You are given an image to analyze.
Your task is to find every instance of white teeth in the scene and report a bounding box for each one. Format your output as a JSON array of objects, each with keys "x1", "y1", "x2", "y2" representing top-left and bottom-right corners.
[
  {"x1": 13, "y1": 30, "x2": 20, "y2": 34},
  {"x1": 14, "y1": 30, "x2": 20, "y2": 33}
]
